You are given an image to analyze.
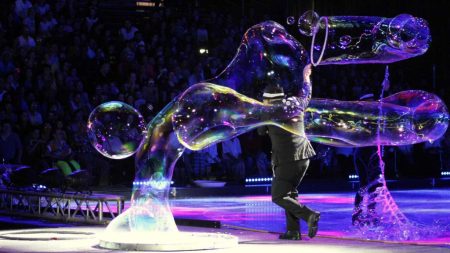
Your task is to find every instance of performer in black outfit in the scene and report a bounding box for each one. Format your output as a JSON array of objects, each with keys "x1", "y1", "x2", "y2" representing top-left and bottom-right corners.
[{"x1": 258, "y1": 64, "x2": 320, "y2": 240}]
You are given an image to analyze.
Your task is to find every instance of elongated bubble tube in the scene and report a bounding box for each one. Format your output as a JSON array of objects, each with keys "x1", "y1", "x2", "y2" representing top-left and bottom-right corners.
[
  {"x1": 106, "y1": 99, "x2": 184, "y2": 233},
  {"x1": 174, "y1": 86, "x2": 448, "y2": 150},
  {"x1": 305, "y1": 90, "x2": 448, "y2": 147},
  {"x1": 173, "y1": 83, "x2": 306, "y2": 150},
  {"x1": 298, "y1": 11, "x2": 431, "y2": 65}
]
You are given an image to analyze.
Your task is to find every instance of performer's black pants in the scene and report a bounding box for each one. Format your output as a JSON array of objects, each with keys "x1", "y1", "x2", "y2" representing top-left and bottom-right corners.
[{"x1": 271, "y1": 159, "x2": 314, "y2": 232}]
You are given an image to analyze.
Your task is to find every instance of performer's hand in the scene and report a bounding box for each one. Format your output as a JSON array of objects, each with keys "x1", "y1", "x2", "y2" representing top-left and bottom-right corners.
[{"x1": 303, "y1": 64, "x2": 312, "y2": 83}]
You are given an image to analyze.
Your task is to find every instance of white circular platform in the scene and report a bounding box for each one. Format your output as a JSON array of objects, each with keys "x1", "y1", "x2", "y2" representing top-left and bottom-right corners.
[
  {"x1": 0, "y1": 230, "x2": 95, "y2": 241},
  {"x1": 98, "y1": 231, "x2": 238, "y2": 251}
]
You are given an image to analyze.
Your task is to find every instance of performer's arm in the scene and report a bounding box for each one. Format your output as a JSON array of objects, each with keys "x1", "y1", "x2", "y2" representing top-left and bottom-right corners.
[{"x1": 297, "y1": 64, "x2": 312, "y2": 110}]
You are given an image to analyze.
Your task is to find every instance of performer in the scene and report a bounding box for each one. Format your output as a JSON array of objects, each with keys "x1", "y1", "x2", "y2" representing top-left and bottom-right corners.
[{"x1": 258, "y1": 64, "x2": 319, "y2": 240}]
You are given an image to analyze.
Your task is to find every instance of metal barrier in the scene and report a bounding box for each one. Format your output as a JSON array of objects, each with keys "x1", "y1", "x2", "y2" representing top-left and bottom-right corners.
[{"x1": 0, "y1": 188, "x2": 125, "y2": 224}]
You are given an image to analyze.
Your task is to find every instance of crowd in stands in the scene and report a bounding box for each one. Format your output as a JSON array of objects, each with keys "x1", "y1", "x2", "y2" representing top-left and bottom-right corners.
[{"x1": 1, "y1": 0, "x2": 448, "y2": 187}]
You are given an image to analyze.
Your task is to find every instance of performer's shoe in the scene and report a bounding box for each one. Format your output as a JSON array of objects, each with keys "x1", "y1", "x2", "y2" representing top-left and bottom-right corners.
[
  {"x1": 307, "y1": 212, "x2": 320, "y2": 238},
  {"x1": 279, "y1": 231, "x2": 301, "y2": 240}
]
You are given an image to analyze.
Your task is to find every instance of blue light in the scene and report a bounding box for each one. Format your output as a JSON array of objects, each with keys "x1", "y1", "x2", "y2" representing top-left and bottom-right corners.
[
  {"x1": 348, "y1": 174, "x2": 359, "y2": 179},
  {"x1": 245, "y1": 177, "x2": 273, "y2": 185}
]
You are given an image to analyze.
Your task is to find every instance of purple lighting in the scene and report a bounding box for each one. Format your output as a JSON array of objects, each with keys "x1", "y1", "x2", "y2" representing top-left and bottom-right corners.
[{"x1": 170, "y1": 191, "x2": 450, "y2": 244}]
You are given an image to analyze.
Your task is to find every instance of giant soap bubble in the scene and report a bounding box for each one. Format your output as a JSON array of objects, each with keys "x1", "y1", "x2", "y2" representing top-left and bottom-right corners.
[
  {"x1": 174, "y1": 85, "x2": 448, "y2": 150},
  {"x1": 297, "y1": 11, "x2": 431, "y2": 65},
  {"x1": 209, "y1": 21, "x2": 309, "y2": 98},
  {"x1": 87, "y1": 101, "x2": 146, "y2": 159},
  {"x1": 305, "y1": 90, "x2": 448, "y2": 147},
  {"x1": 91, "y1": 19, "x2": 448, "y2": 247},
  {"x1": 174, "y1": 83, "x2": 308, "y2": 150}
]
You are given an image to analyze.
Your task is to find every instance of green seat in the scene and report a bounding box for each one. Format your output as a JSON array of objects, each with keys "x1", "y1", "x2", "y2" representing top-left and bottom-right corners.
[
  {"x1": 55, "y1": 161, "x2": 72, "y2": 176},
  {"x1": 69, "y1": 160, "x2": 81, "y2": 171},
  {"x1": 56, "y1": 160, "x2": 82, "y2": 176}
]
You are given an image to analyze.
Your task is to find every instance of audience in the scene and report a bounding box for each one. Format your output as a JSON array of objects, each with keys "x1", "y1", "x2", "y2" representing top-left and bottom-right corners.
[{"x1": 0, "y1": 121, "x2": 23, "y2": 164}]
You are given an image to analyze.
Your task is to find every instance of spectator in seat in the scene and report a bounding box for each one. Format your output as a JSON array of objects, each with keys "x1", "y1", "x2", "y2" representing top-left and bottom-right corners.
[
  {"x1": 119, "y1": 20, "x2": 138, "y2": 42},
  {"x1": 0, "y1": 121, "x2": 23, "y2": 164}
]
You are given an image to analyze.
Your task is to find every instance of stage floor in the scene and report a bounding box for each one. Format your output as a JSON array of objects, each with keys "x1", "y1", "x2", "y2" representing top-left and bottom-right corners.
[
  {"x1": 0, "y1": 225, "x2": 449, "y2": 253},
  {"x1": 170, "y1": 188, "x2": 450, "y2": 245},
  {"x1": 0, "y1": 188, "x2": 449, "y2": 252}
]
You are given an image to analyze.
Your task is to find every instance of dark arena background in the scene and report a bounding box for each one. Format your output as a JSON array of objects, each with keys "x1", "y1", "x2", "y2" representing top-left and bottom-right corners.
[{"x1": 0, "y1": 0, "x2": 449, "y2": 252}]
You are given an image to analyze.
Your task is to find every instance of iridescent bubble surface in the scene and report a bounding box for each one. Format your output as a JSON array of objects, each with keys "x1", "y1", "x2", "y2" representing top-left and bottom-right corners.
[
  {"x1": 174, "y1": 87, "x2": 448, "y2": 150},
  {"x1": 302, "y1": 12, "x2": 431, "y2": 65},
  {"x1": 339, "y1": 35, "x2": 352, "y2": 48},
  {"x1": 298, "y1": 10, "x2": 320, "y2": 36},
  {"x1": 305, "y1": 90, "x2": 448, "y2": 147},
  {"x1": 286, "y1": 16, "x2": 295, "y2": 25},
  {"x1": 209, "y1": 21, "x2": 309, "y2": 98},
  {"x1": 104, "y1": 99, "x2": 184, "y2": 233},
  {"x1": 87, "y1": 101, "x2": 146, "y2": 159},
  {"x1": 173, "y1": 83, "x2": 307, "y2": 150}
]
